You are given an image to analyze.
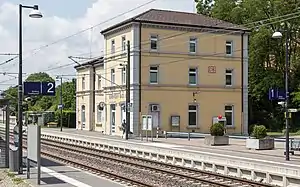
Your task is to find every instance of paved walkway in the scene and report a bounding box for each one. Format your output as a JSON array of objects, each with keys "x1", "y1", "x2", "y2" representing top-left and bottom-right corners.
[
  {"x1": 42, "y1": 128, "x2": 300, "y2": 167},
  {"x1": 22, "y1": 157, "x2": 125, "y2": 187},
  {"x1": 15, "y1": 141, "x2": 125, "y2": 187}
]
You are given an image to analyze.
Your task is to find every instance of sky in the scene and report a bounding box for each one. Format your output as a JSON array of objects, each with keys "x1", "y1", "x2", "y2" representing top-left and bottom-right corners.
[{"x1": 0, "y1": 0, "x2": 195, "y2": 90}]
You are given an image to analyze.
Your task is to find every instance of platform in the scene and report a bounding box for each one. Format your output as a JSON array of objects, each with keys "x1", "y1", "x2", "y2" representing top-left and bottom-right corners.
[
  {"x1": 21, "y1": 151, "x2": 124, "y2": 187},
  {"x1": 42, "y1": 128, "x2": 299, "y2": 164},
  {"x1": 40, "y1": 128, "x2": 300, "y2": 187}
]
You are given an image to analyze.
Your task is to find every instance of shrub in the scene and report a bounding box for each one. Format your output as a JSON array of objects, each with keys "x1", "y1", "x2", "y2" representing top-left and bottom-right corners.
[
  {"x1": 251, "y1": 125, "x2": 267, "y2": 139},
  {"x1": 210, "y1": 123, "x2": 225, "y2": 136}
]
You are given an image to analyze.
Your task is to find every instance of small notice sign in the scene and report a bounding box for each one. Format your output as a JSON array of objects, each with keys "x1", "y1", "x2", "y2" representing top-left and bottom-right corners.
[{"x1": 208, "y1": 66, "x2": 216, "y2": 73}]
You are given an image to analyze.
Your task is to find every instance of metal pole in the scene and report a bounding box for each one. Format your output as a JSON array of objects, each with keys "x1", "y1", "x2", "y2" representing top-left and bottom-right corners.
[
  {"x1": 151, "y1": 116, "x2": 153, "y2": 142},
  {"x1": 5, "y1": 105, "x2": 9, "y2": 168},
  {"x1": 18, "y1": 4, "x2": 23, "y2": 174},
  {"x1": 60, "y1": 77, "x2": 63, "y2": 132},
  {"x1": 146, "y1": 115, "x2": 148, "y2": 142},
  {"x1": 125, "y1": 41, "x2": 130, "y2": 140},
  {"x1": 285, "y1": 30, "x2": 290, "y2": 161}
]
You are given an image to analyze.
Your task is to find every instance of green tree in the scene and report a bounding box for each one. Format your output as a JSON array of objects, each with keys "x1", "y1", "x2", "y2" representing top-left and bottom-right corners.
[
  {"x1": 3, "y1": 86, "x2": 18, "y2": 115},
  {"x1": 195, "y1": 0, "x2": 214, "y2": 16},
  {"x1": 50, "y1": 80, "x2": 76, "y2": 111},
  {"x1": 195, "y1": 0, "x2": 300, "y2": 131}
]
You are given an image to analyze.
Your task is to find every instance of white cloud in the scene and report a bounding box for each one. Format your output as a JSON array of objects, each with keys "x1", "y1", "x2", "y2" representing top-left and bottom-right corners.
[{"x1": 0, "y1": 0, "x2": 195, "y2": 90}]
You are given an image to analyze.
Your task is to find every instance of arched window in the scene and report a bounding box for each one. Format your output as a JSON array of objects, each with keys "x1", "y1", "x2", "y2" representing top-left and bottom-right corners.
[{"x1": 81, "y1": 105, "x2": 86, "y2": 124}]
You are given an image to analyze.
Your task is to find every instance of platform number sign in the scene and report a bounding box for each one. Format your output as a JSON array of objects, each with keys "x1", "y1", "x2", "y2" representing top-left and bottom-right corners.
[
  {"x1": 42, "y1": 82, "x2": 55, "y2": 95},
  {"x1": 23, "y1": 82, "x2": 56, "y2": 96}
]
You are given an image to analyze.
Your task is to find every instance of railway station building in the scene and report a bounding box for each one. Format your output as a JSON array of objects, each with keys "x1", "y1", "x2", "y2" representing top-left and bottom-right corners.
[{"x1": 75, "y1": 9, "x2": 250, "y2": 137}]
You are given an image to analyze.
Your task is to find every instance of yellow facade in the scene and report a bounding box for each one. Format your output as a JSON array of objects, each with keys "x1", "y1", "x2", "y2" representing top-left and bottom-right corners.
[
  {"x1": 140, "y1": 27, "x2": 245, "y2": 134},
  {"x1": 76, "y1": 9, "x2": 249, "y2": 136}
]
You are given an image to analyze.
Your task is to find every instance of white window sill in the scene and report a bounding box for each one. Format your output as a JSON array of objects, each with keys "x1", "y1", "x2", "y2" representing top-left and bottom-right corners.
[
  {"x1": 150, "y1": 49, "x2": 158, "y2": 52},
  {"x1": 225, "y1": 126, "x2": 235, "y2": 129},
  {"x1": 149, "y1": 82, "x2": 158, "y2": 85},
  {"x1": 188, "y1": 84, "x2": 198, "y2": 86},
  {"x1": 225, "y1": 85, "x2": 233, "y2": 87}
]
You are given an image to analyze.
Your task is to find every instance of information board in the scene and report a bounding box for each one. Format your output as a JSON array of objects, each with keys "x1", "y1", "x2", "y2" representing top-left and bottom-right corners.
[{"x1": 23, "y1": 82, "x2": 55, "y2": 96}]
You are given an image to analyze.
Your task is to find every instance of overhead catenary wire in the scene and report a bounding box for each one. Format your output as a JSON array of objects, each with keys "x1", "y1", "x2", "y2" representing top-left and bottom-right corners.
[
  {"x1": 0, "y1": 56, "x2": 18, "y2": 67},
  {"x1": 4, "y1": 5, "x2": 298, "y2": 75},
  {"x1": 0, "y1": 11, "x2": 299, "y2": 87},
  {"x1": 44, "y1": 11, "x2": 300, "y2": 77},
  {"x1": 1, "y1": 4, "x2": 298, "y2": 74},
  {"x1": 68, "y1": 10, "x2": 300, "y2": 71},
  {"x1": 102, "y1": 10, "x2": 300, "y2": 57},
  {"x1": 19, "y1": 0, "x2": 157, "y2": 64}
]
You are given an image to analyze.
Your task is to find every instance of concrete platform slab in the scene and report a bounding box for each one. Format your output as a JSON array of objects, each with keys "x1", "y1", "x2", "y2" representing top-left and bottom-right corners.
[{"x1": 19, "y1": 154, "x2": 125, "y2": 187}]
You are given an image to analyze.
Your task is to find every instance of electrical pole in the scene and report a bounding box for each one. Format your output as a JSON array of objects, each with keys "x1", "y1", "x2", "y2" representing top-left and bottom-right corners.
[
  {"x1": 18, "y1": 4, "x2": 23, "y2": 174},
  {"x1": 60, "y1": 76, "x2": 63, "y2": 132},
  {"x1": 285, "y1": 29, "x2": 290, "y2": 161},
  {"x1": 125, "y1": 40, "x2": 130, "y2": 140}
]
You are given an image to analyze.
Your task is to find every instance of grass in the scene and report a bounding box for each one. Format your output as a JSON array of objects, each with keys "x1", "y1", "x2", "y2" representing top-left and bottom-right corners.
[
  {"x1": 4, "y1": 170, "x2": 24, "y2": 185},
  {"x1": 12, "y1": 177, "x2": 24, "y2": 185}
]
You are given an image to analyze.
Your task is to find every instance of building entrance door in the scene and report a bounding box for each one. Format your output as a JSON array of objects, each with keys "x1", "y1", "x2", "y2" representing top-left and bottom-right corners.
[{"x1": 110, "y1": 104, "x2": 116, "y2": 133}]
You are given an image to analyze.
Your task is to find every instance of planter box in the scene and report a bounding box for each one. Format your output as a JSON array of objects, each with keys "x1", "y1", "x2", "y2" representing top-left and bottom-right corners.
[
  {"x1": 246, "y1": 138, "x2": 274, "y2": 150},
  {"x1": 204, "y1": 135, "x2": 229, "y2": 146}
]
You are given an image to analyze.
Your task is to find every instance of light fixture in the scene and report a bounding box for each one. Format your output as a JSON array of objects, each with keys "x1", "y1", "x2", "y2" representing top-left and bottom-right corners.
[
  {"x1": 29, "y1": 9, "x2": 43, "y2": 18},
  {"x1": 272, "y1": 31, "x2": 283, "y2": 39}
]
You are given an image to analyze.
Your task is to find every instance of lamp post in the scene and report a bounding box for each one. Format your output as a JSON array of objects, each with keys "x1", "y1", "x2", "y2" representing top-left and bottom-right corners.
[
  {"x1": 18, "y1": 4, "x2": 42, "y2": 174},
  {"x1": 119, "y1": 41, "x2": 131, "y2": 140},
  {"x1": 272, "y1": 29, "x2": 290, "y2": 161}
]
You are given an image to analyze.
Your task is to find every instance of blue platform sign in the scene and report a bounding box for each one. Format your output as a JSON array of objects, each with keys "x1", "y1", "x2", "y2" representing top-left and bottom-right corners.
[
  {"x1": 23, "y1": 82, "x2": 55, "y2": 96},
  {"x1": 269, "y1": 88, "x2": 286, "y2": 101}
]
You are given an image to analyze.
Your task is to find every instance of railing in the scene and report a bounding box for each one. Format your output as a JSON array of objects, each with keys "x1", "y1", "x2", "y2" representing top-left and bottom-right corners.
[{"x1": 163, "y1": 131, "x2": 296, "y2": 143}]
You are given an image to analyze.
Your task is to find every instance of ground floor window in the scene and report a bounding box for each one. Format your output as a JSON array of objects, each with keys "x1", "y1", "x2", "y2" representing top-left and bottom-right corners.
[
  {"x1": 188, "y1": 105, "x2": 197, "y2": 126},
  {"x1": 225, "y1": 105, "x2": 233, "y2": 126}
]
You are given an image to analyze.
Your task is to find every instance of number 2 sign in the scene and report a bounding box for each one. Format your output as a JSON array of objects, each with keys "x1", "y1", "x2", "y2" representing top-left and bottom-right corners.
[{"x1": 23, "y1": 82, "x2": 56, "y2": 96}]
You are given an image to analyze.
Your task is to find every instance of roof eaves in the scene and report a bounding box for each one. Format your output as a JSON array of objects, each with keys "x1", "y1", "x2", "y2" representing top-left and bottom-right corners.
[
  {"x1": 139, "y1": 20, "x2": 250, "y2": 32},
  {"x1": 74, "y1": 57, "x2": 104, "y2": 69},
  {"x1": 100, "y1": 9, "x2": 153, "y2": 34}
]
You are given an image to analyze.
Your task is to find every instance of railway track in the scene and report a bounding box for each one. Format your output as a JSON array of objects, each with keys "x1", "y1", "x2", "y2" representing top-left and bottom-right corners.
[
  {"x1": 1, "y1": 130, "x2": 150, "y2": 187},
  {"x1": 0, "y1": 129, "x2": 276, "y2": 187},
  {"x1": 39, "y1": 138, "x2": 275, "y2": 187}
]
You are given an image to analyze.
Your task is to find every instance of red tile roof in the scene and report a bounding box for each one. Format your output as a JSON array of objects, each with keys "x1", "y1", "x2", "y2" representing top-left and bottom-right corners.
[{"x1": 101, "y1": 9, "x2": 249, "y2": 34}]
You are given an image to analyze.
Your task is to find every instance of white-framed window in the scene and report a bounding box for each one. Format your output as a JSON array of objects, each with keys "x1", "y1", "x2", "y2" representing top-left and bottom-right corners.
[
  {"x1": 122, "y1": 36, "x2": 126, "y2": 52},
  {"x1": 225, "y1": 69, "x2": 233, "y2": 86},
  {"x1": 97, "y1": 75, "x2": 101, "y2": 89},
  {"x1": 189, "y1": 68, "x2": 197, "y2": 85},
  {"x1": 97, "y1": 105, "x2": 103, "y2": 123},
  {"x1": 226, "y1": 41, "x2": 233, "y2": 56},
  {"x1": 189, "y1": 38, "x2": 197, "y2": 53},
  {"x1": 150, "y1": 35, "x2": 158, "y2": 51},
  {"x1": 111, "y1": 39, "x2": 115, "y2": 54},
  {"x1": 121, "y1": 67, "x2": 126, "y2": 84},
  {"x1": 82, "y1": 77, "x2": 85, "y2": 90},
  {"x1": 149, "y1": 66, "x2": 158, "y2": 84},
  {"x1": 111, "y1": 69, "x2": 115, "y2": 86},
  {"x1": 188, "y1": 105, "x2": 197, "y2": 126},
  {"x1": 225, "y1": 105, "x2": 234, "y2": 126}
]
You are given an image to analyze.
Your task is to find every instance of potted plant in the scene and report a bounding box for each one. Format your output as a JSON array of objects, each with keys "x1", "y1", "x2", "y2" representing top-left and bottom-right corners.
[
  {"x1": 246, "y1": 125, "x2": 274, "y2": 150},
  {"x1": 204, "y1": 123, "x2": 229, "y2": 146}
]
